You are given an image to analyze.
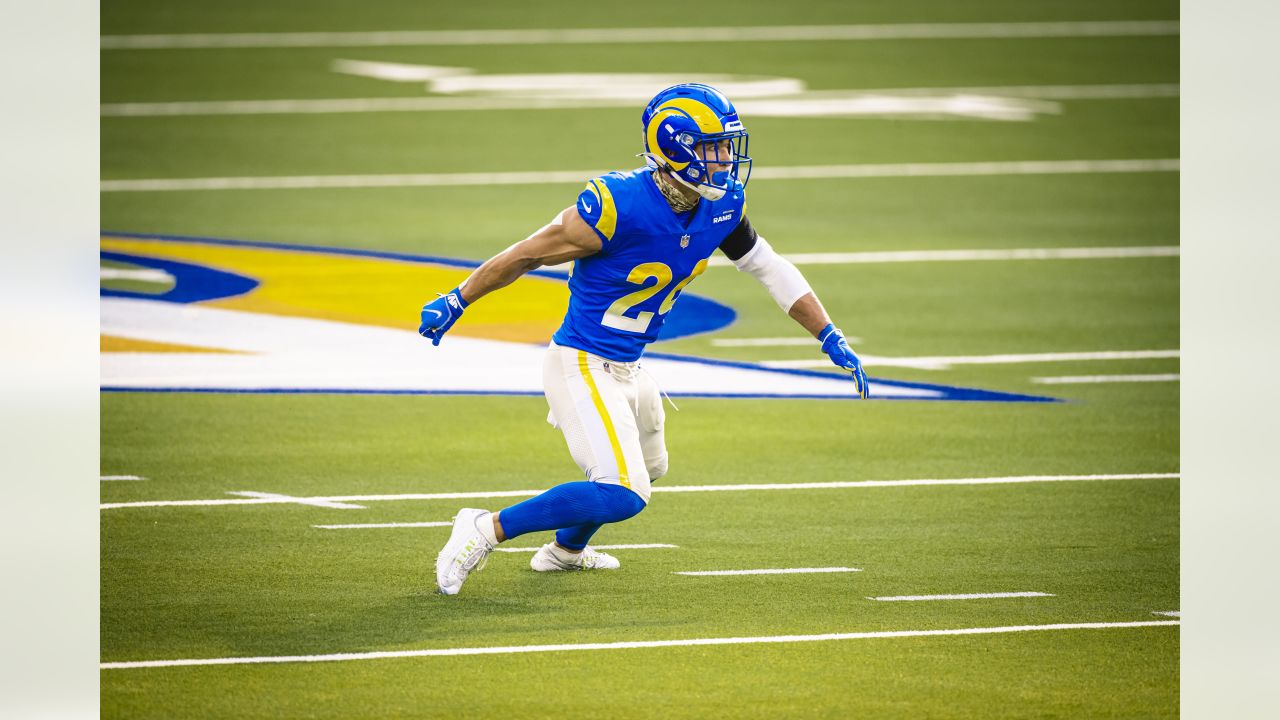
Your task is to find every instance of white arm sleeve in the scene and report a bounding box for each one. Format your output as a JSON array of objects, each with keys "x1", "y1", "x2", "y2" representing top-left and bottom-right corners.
[{"x1": 731, "y1": 236, "x2": 813, "y2": 313}]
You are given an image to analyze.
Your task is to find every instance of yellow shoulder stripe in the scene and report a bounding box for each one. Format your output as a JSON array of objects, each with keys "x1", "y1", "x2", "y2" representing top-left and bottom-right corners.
[{"x1": 589, "y1": 178, "x2": 618, "y2": 241}]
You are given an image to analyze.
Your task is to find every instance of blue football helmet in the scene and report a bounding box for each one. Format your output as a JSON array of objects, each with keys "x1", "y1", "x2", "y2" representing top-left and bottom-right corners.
[{"x1": 641, "y1": 83, "x2": 752, "y2": 201}]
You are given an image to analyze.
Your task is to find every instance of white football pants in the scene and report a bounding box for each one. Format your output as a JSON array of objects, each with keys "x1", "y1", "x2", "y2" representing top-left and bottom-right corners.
[{"x1": 543, "y1": 341, "x2": 668, "y2": 504}]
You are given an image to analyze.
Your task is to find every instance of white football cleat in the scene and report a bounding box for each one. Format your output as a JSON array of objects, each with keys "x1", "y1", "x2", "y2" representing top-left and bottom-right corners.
[
  {"x1": 435, "y1": 508, "x2": 495, "y2": 595},
  {"x1": 530, "y1": 543, "x2": 621, "y2": 572}
]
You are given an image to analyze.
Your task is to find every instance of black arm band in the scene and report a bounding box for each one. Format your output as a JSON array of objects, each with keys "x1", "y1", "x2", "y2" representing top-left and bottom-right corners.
[{"x1": 718, "y1": 215, "x2": 759, "y2": 262}]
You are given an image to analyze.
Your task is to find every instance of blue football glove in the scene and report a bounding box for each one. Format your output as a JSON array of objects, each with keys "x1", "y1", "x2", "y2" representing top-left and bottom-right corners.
[
  {"x1": 819, "y1": 323, "x2": 869, "y2": 399},
  {"x1": 418, "y1": 287, "x2": 469, "y2": 346}
]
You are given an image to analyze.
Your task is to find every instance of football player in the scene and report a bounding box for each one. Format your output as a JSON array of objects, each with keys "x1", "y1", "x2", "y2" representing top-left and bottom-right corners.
[{"x1": 420, "y1": 83, "x2": 868, "y2": 595}]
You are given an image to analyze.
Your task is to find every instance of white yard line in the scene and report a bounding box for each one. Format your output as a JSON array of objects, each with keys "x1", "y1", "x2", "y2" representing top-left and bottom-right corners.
[
  {"x1": 100, "y1": 21, "x2": 1179, "y2": 50},
  {"x1": 653, "y1": 474, "x2": 1178, "y2": 493},
  {"x1": 101, "y1": 169, "x2": 591, "y2": 192},
  {"x1": 495, "y1": 543, "x2": 678, "y2": 553},
  {"x1": 99, "y1": 159, "x2": 1179, "y2": 193},
  {"x1": 99, "y1": 620, "x2": 1179, "y2": 669},
  {"x1": 1032, "y1": 374, "x2": 1180, "y2": 384},
  {"x1": 675, "y1": 567, "x2": 861, "y2": 576},
  {"x1": 101, "y1": 96, "x2": 630, "y2": 117},
  {"x1": 227, "y1": 491, "x2": 366, "y2": 510},
  {"x1": 706, "y1": 245, "x2": 1179, "y2": 267},
  {"x1": 100, "y1": 475, "x2": 144, "y2": 481},
  {"x1": 851, "y1": 83, "x2": 1179, "y2": 100},
  {"x1": 313, "y1": 521, "x2": 452, "y2": 529},
  {"x1": 764, "y1": 349, "x2": 1180, "y2": 371},
  {"x1": 869, "y1": 592, "x2": 1055, "y2": 601},
  {"x1": 100, "y1": 84, "x2": 1178, "y2": 118},
  {"x1": 711, "y1": 337, "x2": 856, "y2": 347},
  {"x1": 756, "y1": 159, "x2": 1179, "y2": 180},
  {"x1": 98, "y1": 473, "x2": 1179, "y2": 511},
  {"x1": 1152, "y1": 611, "x2": 1181, "y2": 617},
  {"x1": 118, "y1": 93, "x2": 1058, "y2": 121},
  {"x1": 101, "y1": 489, "x2": 541, "y2": 510}
]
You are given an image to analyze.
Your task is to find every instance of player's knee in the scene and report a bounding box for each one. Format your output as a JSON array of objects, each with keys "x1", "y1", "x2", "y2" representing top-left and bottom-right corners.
[
  {"x1": 595, "y1": 482, "x2": 646, "y2": 523},
  {"x1": 615, "y1": 488, "x2": 646, "y2": 521},
  {"x1": 647, "y1": 455, "x2": 668, "y2": 483}
]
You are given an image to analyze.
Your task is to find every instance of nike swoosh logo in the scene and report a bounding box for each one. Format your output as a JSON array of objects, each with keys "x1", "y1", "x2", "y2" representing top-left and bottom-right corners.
[
  {"x1": 582, "y1": 201, "x2": 593, "y2": 212},
  {"x1": 422, "y1": 309, "x2": 441, "y2": 320}
]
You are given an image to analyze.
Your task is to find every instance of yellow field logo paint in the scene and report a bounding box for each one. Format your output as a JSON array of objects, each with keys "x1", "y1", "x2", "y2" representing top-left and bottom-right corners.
[
  {"x1": 101, "y1": 235, "x2": 569, "y2": 345},
  {"x1": 99, "y1": 233, "x2": 1051, "y2": 402}
]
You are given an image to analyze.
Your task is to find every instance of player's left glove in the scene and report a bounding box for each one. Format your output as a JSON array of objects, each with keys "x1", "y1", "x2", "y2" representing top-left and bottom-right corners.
[
  {"x1": 418, "y1": 287, "x2": 469, "y2": 346},
  {"x1": 819, "y1": 323, "x2": 869, "y2": 399}
]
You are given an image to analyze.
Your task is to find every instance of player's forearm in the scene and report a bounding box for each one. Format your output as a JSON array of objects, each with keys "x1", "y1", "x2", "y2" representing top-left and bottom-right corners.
[
  {"x1": 455, "y1": 209, "x2": 597, "y2": 305},
  {"x1": 787, "y1": 292, "x2": 834, "y2": 338},
  {"x1": 457, "y1": 249, "x2": 542, "y2": 304},
  {"x1": 732, "y1": 235, "x2": 819, "y2": 318}
]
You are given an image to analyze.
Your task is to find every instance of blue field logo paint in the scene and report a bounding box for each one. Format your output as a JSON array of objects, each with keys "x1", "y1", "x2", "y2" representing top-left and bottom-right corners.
[
  {"x1": 100, "y1": 231, "x2": 1055, "y2": 403},
  {"x1": 101, "y1": 250, "x2": 259, "y2": 304}
]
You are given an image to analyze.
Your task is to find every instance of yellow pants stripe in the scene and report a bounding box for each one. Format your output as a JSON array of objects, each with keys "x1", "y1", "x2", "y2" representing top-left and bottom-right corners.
[{"x1": 577, "y1": 350, "x2": 630, "y2": 488}]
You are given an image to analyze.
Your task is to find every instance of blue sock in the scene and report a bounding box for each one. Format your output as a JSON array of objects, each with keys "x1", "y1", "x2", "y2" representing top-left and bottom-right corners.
[
  {"x1": 555, "y1": 523, "x2": 603, "y2": 551},
  {"x1": 498, "y1": 482, "x2": 645, "y2": 541}
]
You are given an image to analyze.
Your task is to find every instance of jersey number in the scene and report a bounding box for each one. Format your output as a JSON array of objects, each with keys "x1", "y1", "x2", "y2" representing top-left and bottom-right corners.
[{"x1": 601, "y1": 259, "x2": 708, "y2": 333}]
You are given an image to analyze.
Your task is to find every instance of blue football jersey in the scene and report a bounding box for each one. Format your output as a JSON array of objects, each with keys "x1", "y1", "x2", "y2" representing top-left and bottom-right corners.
[{"x1": 552, "y1": 167, "x2": 747, "y2": 362}]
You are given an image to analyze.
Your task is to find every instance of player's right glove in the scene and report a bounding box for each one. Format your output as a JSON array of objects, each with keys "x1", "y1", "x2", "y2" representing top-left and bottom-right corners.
[
  {"x1": 819, "y1": 323, "x2": 869, "y2": 399},
  {"x1": 418, "y1": 287, "x2": 468, "y2": 346}
]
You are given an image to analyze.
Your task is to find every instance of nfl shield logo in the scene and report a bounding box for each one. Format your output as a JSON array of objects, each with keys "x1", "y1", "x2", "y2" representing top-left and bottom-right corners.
[{"x1": 680, "y1": 234, "x2": 690, "y2": 248}]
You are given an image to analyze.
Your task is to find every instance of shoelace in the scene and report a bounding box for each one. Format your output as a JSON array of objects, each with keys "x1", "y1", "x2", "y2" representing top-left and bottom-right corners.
[
  {"x1": 454, "y1": 518, "x2": 494, "y2": 574},
  {"x1": 579, "y1": 548, "x2": 604, "y2": 569},
  {"x1": 454, "y1": 537, "x2": 490, "y2": 574},
  {"x1": 460, "y1": 543, "x2": 488, "y2": 571}
]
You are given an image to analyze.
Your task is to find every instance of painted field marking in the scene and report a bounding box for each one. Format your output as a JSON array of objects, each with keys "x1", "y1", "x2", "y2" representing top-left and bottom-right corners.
[
  {"x1": 227, "y1": 491, "x2": 366, "y2": 510},
  {"x1": 100, "y1": 84, "x2": 1179, "y2": 118},
  {"x1": 653, "y1": 473, "x2": 1178, "y2": 493},
  {"x1": 1152, "y1": 611, "x2": 1180, "y2": 617},
  {"x1": 100, "y1": 267, "x2": 175, "y2": 283},
  {"x1": 100, "y1": 620, "x2": 1179, "y2": 669},
  {"x1": 869, "y1": 592, "x2": 1054, "y2": 601},
  {"x1": 712, "y1": 336, "x2": 860, "y2": 347},
  {"x1": 675, "y1": 567, "x2": 861, "y2": 576},
  {"x1": 861, "y1": 83, "x2": 1179, "y2": 100},
  {"x1": 98, "y1": 473, "x2": 1179, "y2": 511},
  {"x1": 101, "y1": 489, "x2": 540, "y2": 510},
  {"x1": 764, "y1": 349, "x2": 1180, "y2": 371},
  {"x1": 99, "y1": 159, "x2": 1179, "y2": 193},
  {"x1": 319, "y1": 62, "x2": 1066, "y2": 122},
  {"x1": 495, "y1": 543, "x2": 678, "y2": 553},
  {"x1": 761, "y1": 158, "x2": 1178, "y2": 180},
  {"x1": 1032, "y1": 373, "x2": 1180, "y2": 384},
  {"x1": 100, "y1": 475, "x2": 144, "y2": 481},
  {"x1": 100, "y1": 20, "x2": 1179, "y2": 50},
  {"x1": 104, "y1": 93, "x2": 1057, "y2": 122},
  {"x1": 706, "y1": 245, "x2": 1179, "y2": 267},
  {"x1": 313, "y1": 521, "x2": 452, "y2": 529},
  {"x1": 101, "y1": 96, "x2": 629, "y2": 117}
]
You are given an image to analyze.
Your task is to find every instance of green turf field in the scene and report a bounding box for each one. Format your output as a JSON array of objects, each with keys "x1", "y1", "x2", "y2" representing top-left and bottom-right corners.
[{"x1": 101, "y1": 0, "x2": 1179, "y2": 716}]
